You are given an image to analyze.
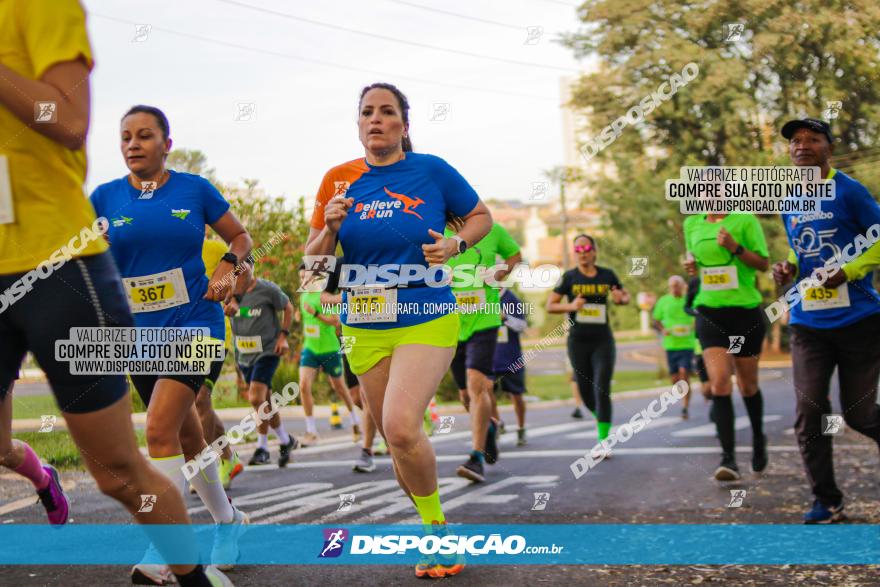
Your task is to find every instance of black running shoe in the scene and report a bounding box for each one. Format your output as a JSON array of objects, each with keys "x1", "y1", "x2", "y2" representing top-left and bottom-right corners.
[
  {"x1": 248, "y1": 447, "x2": 271, "y2": 466},
  {"x1": 751, "y1": 434, "x2": 768, "y2": 473},
  {"x1": 456, "y1": 454, "x2": 485, "y2": 483},
  {"x1": 714, "y1": 453, "x2": 741, "y2": 481},
  {"x1": 484, "y1": 420, "x2": 499, "y2": 465},
  {"x1": 278, "y1": 436, "x2": 299, "y2": 468},
  {"x1": 571, "y1": 407, "x2": 584, "y2": 419}
]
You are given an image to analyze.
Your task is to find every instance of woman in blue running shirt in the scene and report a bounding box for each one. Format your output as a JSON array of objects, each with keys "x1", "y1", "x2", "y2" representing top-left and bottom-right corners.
[
  {"x1": 91, "y1": 105, "x2": 252, "y2": 577},
  {"x1": 306, "y1": 83, "x2": 492, "y2": 578}
]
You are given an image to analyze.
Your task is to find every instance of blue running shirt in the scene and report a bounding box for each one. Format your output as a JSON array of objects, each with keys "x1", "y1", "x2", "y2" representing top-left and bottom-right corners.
[
  {"x1": 782, "y1": 169, "x2": 880, "y2": 329},
  {"x1": 90, "y1": 170, "x2": 230, "y2": 339},
  {"x1": 311, "y1": 153, "x2": 479, "y2": 329}
]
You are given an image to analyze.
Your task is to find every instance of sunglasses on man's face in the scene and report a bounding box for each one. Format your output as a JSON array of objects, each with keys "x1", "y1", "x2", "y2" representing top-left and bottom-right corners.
[{"x1": 574, "y1": 244, "x2": 594, "y2": 253}]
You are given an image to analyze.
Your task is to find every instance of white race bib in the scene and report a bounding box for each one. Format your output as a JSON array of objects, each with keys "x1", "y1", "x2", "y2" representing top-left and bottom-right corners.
[
  {"x1": 576, "y1": 303, "x2": 607, "y2": 324},
  {"x1": 802, "y1": 284, "x2": 851, "y2": 311},
  {"x1": 455, "y1": 288, "x2": 487, "y2": 313},
  {"x1": 347, "y1": 287, "x2": 398, "y2": 324},
  {"x1": 304, "y1": 324, "x2": 320, "y2": 338},
  {"x1": 670, "y1": 325, "x2": 692, "y2": 337},
  {"x1": 700, "y1": 266, "x2": 738, "y2": 291},
  {"x1": 126, "y1": 268, "x2": 189, "y2": 313},
  {"x1": 235, "y1": 335, "x2": 263, "y2": 353},
  {"x1": 0, "y1": 155, "x2": 14, "y2": 225},
  {"x1": 497, "y1": 326, "x2": 509, "y2": 343}
]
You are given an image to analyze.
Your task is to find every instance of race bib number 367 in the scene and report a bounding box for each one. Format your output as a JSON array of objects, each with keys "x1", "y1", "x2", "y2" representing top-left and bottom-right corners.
[{"x1": 126, "y1": 268, "x2": 189, "y2": 313}]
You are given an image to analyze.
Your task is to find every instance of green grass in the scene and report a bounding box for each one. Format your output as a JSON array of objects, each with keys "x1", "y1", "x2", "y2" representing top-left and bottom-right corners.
[
  {"x1": 12, "y1": 430, "x2": 147, "y2": 471},
  {"x1": 210, "y1": 381, "x2": 252, "y2": 410},
  {"x1": 10, "y1": 394, "x2": 62, "y2": 421},
  {"x1": 524, "y1": 370, "x2": 667, "y2": 401}
]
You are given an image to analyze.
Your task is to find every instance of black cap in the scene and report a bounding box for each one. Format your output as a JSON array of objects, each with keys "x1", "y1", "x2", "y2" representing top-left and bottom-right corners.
[{"x1": 781, "y1": 118, "x2": 833, "y2": 143}]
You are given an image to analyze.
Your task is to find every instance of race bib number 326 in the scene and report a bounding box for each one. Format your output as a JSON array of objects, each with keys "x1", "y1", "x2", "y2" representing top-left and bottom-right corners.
[{"x1": 700, "y1": 266, "x2": 738, "y2": 291}]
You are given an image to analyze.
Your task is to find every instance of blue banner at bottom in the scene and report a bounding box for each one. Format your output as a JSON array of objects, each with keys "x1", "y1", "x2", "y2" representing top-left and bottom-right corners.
[{"x1": 1, "y1": 524, "x2": 877, "y2": 565}]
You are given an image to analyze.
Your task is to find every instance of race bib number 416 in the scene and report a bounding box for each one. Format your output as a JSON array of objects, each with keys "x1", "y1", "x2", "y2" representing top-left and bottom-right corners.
[{"x1": 235, "y1": 336, "x2": 263, "y2": 353}]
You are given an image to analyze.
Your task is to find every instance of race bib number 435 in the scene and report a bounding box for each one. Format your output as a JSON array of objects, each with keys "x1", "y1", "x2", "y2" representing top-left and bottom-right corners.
[
  {"x1": 126, "y1": 268, "x2": 189, "y2": 313},
  {"x1": 802, "y1": 284, "x2": 851, "y2": 311}
]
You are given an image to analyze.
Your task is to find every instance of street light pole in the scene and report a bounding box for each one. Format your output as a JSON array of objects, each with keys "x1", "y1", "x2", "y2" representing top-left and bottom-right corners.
[{"x1": 560, "y1": 178, "x2": 569, "y2": 270}]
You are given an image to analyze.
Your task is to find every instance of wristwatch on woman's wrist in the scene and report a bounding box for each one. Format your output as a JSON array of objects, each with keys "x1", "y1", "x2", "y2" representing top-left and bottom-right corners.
[
  {"x1": 451, "y1": 235, "x2": 467, "y2": 256},
  {"x1": 733, "y1": 244, "x2": 745, "y2": 256}
]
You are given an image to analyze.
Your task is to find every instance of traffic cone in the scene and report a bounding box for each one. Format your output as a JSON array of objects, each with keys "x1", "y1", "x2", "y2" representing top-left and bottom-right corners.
[
  {"x1": 423, "y1": 399, "x2": 439, "y2": 435},
  {"x1": 429, "y1": 398, "x2": 439, "y2": 424},
  {"x1": 329, "y1": 403, "x2": 343, "y2": 429}
]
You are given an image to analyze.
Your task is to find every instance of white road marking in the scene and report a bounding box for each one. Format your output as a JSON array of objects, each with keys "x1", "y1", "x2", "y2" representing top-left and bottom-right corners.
[
  {"x1": 325, "y1": 477, "x2": 473, "y2": 524},
  {"x1": 672, "y1": 415, "x2": 783, "y2": 437},
  {"x1": 0, "y1": 496, "x2": 38, "y2": 517},
  {"x1": 499, "y1": 421, "x2": 591, "y2": 445},
  {"x1": 256, "y1": 479, "x2": 403, "y2": 524},
  {"x1": 564, "y1": 416, "x2": 680, "y2": 440},
  {"x1": 187, "y1": 482, "x2": 332, "y2": 516},
  {"x1": 442, "y1": 475, "x2": 558, "y2": 513},
  {"x1": 0, "y1": 480, "x2": 76, "y2": 517}
]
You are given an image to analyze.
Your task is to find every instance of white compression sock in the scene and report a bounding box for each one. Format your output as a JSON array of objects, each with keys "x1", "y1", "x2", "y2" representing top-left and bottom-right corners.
[
  {"x1": 272, "y1": 423, "x2": 290, "y2": 445},
  {"x1": 149, "y1": 454, "x2": 186, "y2": 496},
  {"x1": 348, "y1": 411, "x2": 360, "y2": 426},
  {"x1": 305, "y1": 416, "x2": 317, "y2": 434},
  {"x1": 190, "y1": 460, "x2": 235, "y2": 523},
  {"x1": 257, "y1": 434, "x2": 269, "y2": 450}
]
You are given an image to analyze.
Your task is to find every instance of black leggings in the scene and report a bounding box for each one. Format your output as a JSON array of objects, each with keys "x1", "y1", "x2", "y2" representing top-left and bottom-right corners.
[{"x1": 567, "y1": 334, "x2": 616, "y2": 423}]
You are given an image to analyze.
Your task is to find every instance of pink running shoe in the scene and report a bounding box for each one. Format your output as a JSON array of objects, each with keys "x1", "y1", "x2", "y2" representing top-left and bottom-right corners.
[{"x1": 36, "y1": 465, "x2": 69, "y2": 525}]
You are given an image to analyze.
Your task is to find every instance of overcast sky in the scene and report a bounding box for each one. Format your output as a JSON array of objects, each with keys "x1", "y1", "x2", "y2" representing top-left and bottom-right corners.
[{"x1": 81, "y1": 0, "x2": 593, "y2": 206}]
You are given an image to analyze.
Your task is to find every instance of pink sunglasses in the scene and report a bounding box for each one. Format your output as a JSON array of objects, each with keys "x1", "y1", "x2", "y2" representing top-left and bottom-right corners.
[{"x1": 574, "y1": 244, "x2": 594, "y2": 253}]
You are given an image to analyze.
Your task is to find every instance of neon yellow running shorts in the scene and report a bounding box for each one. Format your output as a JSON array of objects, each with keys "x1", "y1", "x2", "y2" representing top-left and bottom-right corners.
[{"x1": 341, "y1": 312, "x2": 460, "y2": 375}]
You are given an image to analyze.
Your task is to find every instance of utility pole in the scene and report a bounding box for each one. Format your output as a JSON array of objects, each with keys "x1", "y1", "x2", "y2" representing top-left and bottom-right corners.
[
  {"x1": 544, "y1": 166, "x2": 581, "y2": 270},
  {"x1": 560, "y1": 178, "x2": 569, "y2": 270}
]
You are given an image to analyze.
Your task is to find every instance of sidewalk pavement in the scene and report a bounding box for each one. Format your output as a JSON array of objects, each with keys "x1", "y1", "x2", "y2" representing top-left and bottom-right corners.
[{"x1": 10, "y1": 384, "x2": 682, "y2": 433}]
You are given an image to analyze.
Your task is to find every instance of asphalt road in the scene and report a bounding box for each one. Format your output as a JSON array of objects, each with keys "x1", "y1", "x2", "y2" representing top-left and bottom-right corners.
[{"x1": 3, "y1": 366, "x2": 878, "y2": 585}]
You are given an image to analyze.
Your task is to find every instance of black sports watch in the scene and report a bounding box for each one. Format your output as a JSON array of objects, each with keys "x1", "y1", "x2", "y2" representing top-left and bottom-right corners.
[
  {"x1": 280, "y1": 328, "x2": 290, "y2": 336},
  {"x1": 733, "y1": 244, "x2": 745, "y2": 256},
  {"x1": 233, "y1": 293, "x2": 243, "y2": 303},
  {"x1": 221, "y1": 252, "x2": 238, "y2": 266}
]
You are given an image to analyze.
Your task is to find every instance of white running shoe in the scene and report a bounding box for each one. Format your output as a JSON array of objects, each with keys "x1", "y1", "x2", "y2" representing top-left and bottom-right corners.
[
  {"x1": 352, "y1": 449, "x2": 375, "y2": 473},
  {"x1": 590, "y1": 444, "x2": 612, "y2": 461},
  {"x1": 205, "y1": 565, "x2": 234, "y2": 586},
  {"x1": 131, "y1": 543, "x2": 175, "y2": 585},
  {"x1": 212, "y1": 507, "x2": 250, "y2": 571},
  {"x1": 131, "y1": 564, "x2": 175, "y2": 585}
]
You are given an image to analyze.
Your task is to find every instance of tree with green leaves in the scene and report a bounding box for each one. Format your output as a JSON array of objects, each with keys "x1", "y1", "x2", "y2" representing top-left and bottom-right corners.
[{"x1": 561, "y1": 0, "x2": 880, "y2": 345}]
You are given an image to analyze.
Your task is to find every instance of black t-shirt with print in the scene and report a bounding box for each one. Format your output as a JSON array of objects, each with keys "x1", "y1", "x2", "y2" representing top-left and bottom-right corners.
[{"x1": 553, "y1": 266, "x2": 622, "y2": 338}]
